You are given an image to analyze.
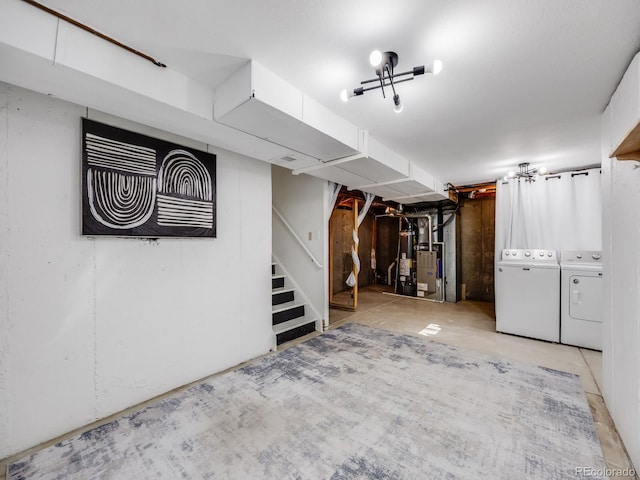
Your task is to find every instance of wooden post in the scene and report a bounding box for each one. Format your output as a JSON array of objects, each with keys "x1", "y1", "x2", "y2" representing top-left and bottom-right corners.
[
  {"x1": 352, "y1": 198, "x2": 359, "y2": 309},
  {"x1": 328, "y1": 209, "x2": 334, "y2": 306},
  {"x1": 328, "y1": 199, "x2": 357, "y2": 312}
]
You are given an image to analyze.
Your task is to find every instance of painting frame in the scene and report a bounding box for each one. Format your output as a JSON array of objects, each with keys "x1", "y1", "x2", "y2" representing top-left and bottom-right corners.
[{"x1": 81, "y1": 118, "x2": 217, "y2": 238}]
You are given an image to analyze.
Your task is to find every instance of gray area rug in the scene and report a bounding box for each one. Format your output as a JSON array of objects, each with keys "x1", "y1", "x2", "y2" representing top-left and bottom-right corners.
[{"x1": 9, "y1": 323, "x2": 606, "y2": 479}]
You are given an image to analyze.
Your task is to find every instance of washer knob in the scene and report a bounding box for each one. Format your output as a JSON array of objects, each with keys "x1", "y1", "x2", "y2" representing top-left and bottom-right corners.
[
  {"x1": 524, "y1": 252, "x2": 531, "y2": 257},
  {"x1": 511, "y1": 251, "x2": 517, "y2": 256},
  {"x1": 592, "y1": 253, "x2": 601, "y2": 260},
  {"x1": 576, "y1": 254, "x2": 582, "y2": 259},
  {"x1": 547, "y1": 252, "x2": 552, "y2": 257}
]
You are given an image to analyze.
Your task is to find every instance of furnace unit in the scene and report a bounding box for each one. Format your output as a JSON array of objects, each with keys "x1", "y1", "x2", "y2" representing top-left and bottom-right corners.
[{"x1": 417, "y1": 250, "x2": 437, "y2": 296}]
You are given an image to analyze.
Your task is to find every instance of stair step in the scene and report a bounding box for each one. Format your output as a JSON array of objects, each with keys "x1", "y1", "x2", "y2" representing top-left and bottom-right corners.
[
  {"x1": 269, "y1": 261, "x2": 316, "y2": 345},
  {"x1": 272, "y1": 288, "x2": 295, "y2": 305},
  {"x1": 272, "y1": 302, "x2": 305, "y2": 326},
  {"x1": 274, "y1": 318, "x2": 317, "y2": 346},
  {"x1": 272, "y1": 274, "x2": 285, "y2": 289}
]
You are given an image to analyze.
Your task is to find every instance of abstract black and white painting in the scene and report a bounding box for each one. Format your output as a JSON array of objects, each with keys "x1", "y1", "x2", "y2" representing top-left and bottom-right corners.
[{"x1": 82, "y1": 118, "x2": 216, "y2": 237}]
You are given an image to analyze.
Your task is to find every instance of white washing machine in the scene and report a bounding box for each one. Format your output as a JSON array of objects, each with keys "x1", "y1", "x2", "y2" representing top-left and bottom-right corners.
[
  {"x1": 560, "y1": 251, "x2": 603, "y2": 351},
  {"x1": 495, "y1": 249, "x2": 560, "y2": 342}
]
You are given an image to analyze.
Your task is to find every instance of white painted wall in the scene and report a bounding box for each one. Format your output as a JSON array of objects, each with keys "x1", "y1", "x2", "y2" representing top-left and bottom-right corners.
[
  {"x1": 600, "y1": 157, "x2": 640, "y2": 471},
  {"x1": 0, "y1": 82, "x2": 273, "y2": 459},
  {"x1": 271, "y1": 165, "x2": 329, "y2": 327},
  {"x1": 601, "y1": 52, "x2": 640, "y2": 471}
]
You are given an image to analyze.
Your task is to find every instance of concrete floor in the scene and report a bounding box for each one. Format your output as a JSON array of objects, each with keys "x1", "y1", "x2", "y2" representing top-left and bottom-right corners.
[
  {"x1": 327, "y1": 285, "x2": 637, "y2": 479},
  {"x1": 2, "y1": 286, "x2": 635, "y2": 479}
]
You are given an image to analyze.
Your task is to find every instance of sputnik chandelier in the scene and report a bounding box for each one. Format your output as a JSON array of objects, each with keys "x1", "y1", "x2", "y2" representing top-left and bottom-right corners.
[
  {"x1": 341, "y1": 50, "x2": 442, "y2": 113},
  {"x1": 503, "y1": 162, "x2": 549, "y2": 182}
]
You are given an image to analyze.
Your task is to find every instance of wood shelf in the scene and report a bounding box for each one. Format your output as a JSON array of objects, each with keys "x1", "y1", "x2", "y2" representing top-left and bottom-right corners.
[{"x1": 612, "y1": 120, "x2": 640, "y2": 161}]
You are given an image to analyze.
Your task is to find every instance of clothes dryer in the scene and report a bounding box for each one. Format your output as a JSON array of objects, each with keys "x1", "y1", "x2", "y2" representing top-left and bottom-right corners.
[
  {"x1": 495, "y1": 249, "x2": 560, "y2": 342},
  {"x1": 560, "y1": 251, "x2": 603, "y2": 350}
]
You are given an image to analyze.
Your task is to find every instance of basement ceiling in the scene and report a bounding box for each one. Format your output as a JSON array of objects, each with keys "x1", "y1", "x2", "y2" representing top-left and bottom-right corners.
[{"x1": 21, "y1": 0, "x2": 640, "y2": 185}]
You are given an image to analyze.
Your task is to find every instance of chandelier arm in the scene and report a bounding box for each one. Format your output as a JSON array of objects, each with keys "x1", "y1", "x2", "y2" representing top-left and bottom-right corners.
[
  {"x1": 377, "y1": 71, "x2": 386, "y2": 98},
  {"x1": 393, "y1": 68, "x2": 422, "y2": 77},
  {"x1": 353, "y1": 77, "x2": 415, "y2": 95},
  {"x1": 360, "y1": 69, "x2": 418, "y2": 85},
  {"x1": 392, "y1": 77, "x2": 414, "y2": 86},
  {"x1": 386, "y1": 64, "x2": 398, "y2": 97}
]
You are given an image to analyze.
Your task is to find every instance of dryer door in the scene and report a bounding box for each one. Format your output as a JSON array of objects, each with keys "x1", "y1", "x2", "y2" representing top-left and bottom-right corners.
[{"x1": 569, "y1": 275, "x2": 603, "y2": 322}]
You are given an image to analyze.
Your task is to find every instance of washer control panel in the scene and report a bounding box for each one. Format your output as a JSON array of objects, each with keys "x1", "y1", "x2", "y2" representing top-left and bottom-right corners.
[
  {"x1": 559, "y1": 250, "x2": 602, "y2": 265},
  {"x1": 501, "y1": 249, "x2": 558, "y2": 262}
]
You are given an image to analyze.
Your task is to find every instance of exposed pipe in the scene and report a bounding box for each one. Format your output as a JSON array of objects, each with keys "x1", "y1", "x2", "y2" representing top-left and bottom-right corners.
[
  {"x1": 21, "y1": 0, "x2": 167, "y2": 68},
  {"x1": 394, "y1": 217, "x2": 402, "y2": 293},
  {"x1": 380, "y1": 211, "x2": 434, "y2": 251},
  {"x1": 387, "y1": 262, "x2": 395, "y2": 286},
  {"x1": 437, "y1": 205, "x2": 444, "y2": 243}
]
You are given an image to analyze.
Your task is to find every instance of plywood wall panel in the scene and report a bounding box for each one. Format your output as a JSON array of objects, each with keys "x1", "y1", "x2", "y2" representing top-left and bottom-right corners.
[{"x1": 460, "y1": 197, "x2": 495, "y2": 302}]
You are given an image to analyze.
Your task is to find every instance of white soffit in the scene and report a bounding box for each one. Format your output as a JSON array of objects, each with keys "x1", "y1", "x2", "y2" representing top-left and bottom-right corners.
[
  {"x1": 358, "y1": 184, "x2": 411, "y2": 199},
  {"x1": 214, "y1": 61, "x2": 361, "y2": 161},
  {"x1": 293, "y1": 135, "x2": 445, "y2": 202},
  {"x1": 0, "y1": 1, "x2": 313, "y2": 164},
  {"x1": 336, "y1": 158, "x2": 408, "y2": 184},
  {"x1": 303, "y1": 165, "x2": 372, "y2": 187},
  {"x1": 0, "y1": 0, "x2": 446, "y2": 201},
  {"x1": 213, "y1": 60, "x2": 445, "y2": 201},
  {"x1": 6, "y1": 0, "x2": 640, "y2": 185},
  {"x1": 269, "y1": 152, "x2": 320, "y2": 171}
]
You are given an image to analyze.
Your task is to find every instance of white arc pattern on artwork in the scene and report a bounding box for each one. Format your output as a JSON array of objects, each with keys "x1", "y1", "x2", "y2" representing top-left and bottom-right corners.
[
  {"x1": 157, "y1": 150, "x2": 213, "y2": 228},
  {"x1": 87, "y1": 168, "x2": 156, "y2": 229}
]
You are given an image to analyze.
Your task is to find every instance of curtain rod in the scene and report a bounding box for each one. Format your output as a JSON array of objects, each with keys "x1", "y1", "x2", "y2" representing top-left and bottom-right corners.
[{"x1": 21, "y1": 0, "x2": 167, "y2": 68}]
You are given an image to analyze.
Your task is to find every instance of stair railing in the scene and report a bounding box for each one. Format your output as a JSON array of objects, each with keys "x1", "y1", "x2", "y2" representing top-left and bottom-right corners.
[{"x1": 272, "y1": 205, "x2": 323, "y2": 268}]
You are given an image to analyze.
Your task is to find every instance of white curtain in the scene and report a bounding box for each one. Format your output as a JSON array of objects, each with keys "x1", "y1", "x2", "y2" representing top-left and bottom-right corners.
[
  {"x1": 495, "y1": 168, "x2": 602, "y2": 258},
  {"x1": 328, "y1": 182, "x2": 342, "y2": 216}
]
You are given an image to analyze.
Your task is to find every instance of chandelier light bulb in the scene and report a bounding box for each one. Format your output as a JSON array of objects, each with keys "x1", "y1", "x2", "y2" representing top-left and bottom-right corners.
[
  {"x1": 503, "y1": 176, "x2": 509, "y2": 182},
  {"x1": 433, "y1": 59, "x2": 443, "y2": 75},
  {"x1": 369, "y1": 50, "x2": 383, "y2": 67},
  {"x1": 539, "y1": 166, "x2": 548, "y2": 174},
  {"x1": 340, "y1": 89, "x2": 349, "y2": 102},
  {"x1": 508, "y1": 170, "x2": 516, "y2": 178},
  {"x1": 393, "y1": 94, "x2": 403, "y2": 113}
]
